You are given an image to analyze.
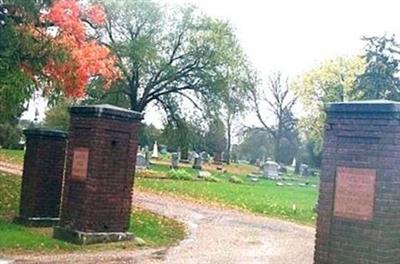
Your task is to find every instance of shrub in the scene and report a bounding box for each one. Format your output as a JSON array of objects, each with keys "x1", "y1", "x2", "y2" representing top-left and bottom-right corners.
[
  {"x1": 229, "y1": 175, "x2": 244, "y2": 184},
  {"x1": 204, "y1": 176, "x2": 221, "y2": 183},
  {"x1": 167, "y1": 169, "x2": 192, "y2": 181},
  {"x1": 0, "y1": 123, "x2": 22, "y2": 149}
]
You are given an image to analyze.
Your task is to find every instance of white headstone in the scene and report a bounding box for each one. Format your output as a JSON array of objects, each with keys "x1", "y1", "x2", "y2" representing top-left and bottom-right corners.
[
  {"x1": 152, "y1": 141, "x2": 159, "y2": 158},
  {"x1": 263, "y1": 159, "x2": 280, "y2": 179}
]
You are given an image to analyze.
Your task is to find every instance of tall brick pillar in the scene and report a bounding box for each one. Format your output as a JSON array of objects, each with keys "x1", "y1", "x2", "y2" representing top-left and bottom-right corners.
[
  {"x1": 54, "y1": 105, "x2": 142, "y2": 245},
  {"x1": 16, "y1": 128, "x2": 67, "y2": 226},
  {"x1": 314, "y1": 101, "x2": 400, "y2": 264}
]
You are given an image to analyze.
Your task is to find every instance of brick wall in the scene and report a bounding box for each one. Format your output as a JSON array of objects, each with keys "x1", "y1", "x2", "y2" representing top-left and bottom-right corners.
[
  {"x1": 19, "y1": 129, "x2": 67, "y2": 221},
  {"x1": 58, "y1": 105, "x2": 142, "y2": 234},
  {"x1": 314, "y1": 101, "x2": 400, "y2": 264}
]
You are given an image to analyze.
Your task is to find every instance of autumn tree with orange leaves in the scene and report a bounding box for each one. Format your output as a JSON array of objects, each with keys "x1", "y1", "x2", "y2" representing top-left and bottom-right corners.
[{"x1": 0, "y1": 0, "x2": 118, "y2": 123}]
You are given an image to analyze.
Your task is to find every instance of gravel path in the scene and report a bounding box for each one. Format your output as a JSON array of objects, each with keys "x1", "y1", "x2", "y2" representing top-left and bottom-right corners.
[
  {"x1": 0, "y1": 162, "x2": 315, "y2": 264},
  {"x1": 134, "y1": 192, "x2": 315, "y2": 264},
  {"x1": 0, "y1": 161, "x2": 22, "y2": 175}
]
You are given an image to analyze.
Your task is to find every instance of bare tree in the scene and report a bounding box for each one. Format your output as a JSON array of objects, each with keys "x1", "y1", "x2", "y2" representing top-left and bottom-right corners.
[
  {"x1": 220, "y1": 94, "x2": 238, "y2": 164},
  {"x1": 249, "y1": 72, "x2": 297, "y2": 162}
]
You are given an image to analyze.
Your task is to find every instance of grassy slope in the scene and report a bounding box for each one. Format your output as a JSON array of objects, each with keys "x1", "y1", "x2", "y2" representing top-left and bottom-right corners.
[
  {"x1": 0, "y1": 170, "x2": 185, "y2": 254},
  {"x1": 0, "y1": 149, "x2": 25, "y2": 165},
  {"x1": 137, "y1": 162, "x2": 319, "y2": 225},
  {"x1": 137, "y1": 178, "x2": 317, "y2": 225}
]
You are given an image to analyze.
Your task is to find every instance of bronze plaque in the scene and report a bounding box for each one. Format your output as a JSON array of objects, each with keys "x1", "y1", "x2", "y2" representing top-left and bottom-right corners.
[
  {"x1": 71, "y1": 148, "x2": 89, "y2": 181},
  {"x1": 334, "y1": 167, "x2": 376, "y2": 221}
]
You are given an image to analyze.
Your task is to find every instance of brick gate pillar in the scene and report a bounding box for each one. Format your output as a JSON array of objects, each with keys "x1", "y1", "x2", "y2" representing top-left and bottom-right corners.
[
  {"x1": 314, "y1": 101, "x2": 400, "y2": 264},
  {"x1": 54, "y1": 105, "x2": 142, "y2": 245},
  {"x1": 16, "y1": 128, "x2": 67, "y2": 226}
]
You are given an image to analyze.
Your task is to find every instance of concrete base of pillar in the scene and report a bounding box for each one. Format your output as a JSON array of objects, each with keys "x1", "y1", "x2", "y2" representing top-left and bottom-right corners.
[{"x1": 53, "y1": 227, "x2": 134, "y2": 245}]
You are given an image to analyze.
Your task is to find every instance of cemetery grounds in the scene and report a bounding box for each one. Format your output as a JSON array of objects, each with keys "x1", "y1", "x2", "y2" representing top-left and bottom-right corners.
[{"x1": 0, "y1": 149, "x2": 318, "y2": 255}]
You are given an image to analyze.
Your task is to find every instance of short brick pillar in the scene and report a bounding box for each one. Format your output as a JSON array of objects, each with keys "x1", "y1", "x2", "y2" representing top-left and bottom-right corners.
[
  {"x1": 54, "y1": 105, "x2": 142, "y2": 245},
  {"x1": 314, "y1": 101, "x2": 400, "y2": 264},
  {"x1": 16, "y1": 128, "x2": 67, "y2": 226}
]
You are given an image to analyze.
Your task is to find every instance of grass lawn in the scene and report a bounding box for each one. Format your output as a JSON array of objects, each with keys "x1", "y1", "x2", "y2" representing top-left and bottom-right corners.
[
  {"x1": 0, "y1": 149, "x2": 25, "y2": 166},
  {"x1": 137, "y1": 162, "x2": 319, "y2": 226},
  {"x1": 0, "y1": 171, "x2": 185, "y2": 254}
]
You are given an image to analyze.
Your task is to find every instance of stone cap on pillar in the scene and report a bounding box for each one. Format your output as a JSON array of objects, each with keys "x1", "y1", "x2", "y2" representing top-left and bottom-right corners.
[
  {"x1": 23, "y1": 128, "x2": 67, "y2": 139},
  {"x1": 326, "y1": 100, "x2": 400, "y2": 113},
  {"x1": 69, "y1": 104, "x2": 143, "y2": 122},
  {"x1": 326, "y1": 100, "x2": 400, "y2": 119}
]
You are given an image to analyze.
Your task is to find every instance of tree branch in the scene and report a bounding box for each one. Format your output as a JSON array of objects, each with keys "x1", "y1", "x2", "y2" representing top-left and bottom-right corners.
[{"x1": 249, "y1": 87, "x2": 275, "y2": 136}]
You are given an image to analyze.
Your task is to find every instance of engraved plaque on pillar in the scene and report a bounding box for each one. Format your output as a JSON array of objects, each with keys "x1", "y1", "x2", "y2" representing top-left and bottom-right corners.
[
  {"x1": 71, "y1": 148, "x2": 89, "y2": 181},
  {"x1": 334, "y1": 167, "x2": 376, "y2": 221}
]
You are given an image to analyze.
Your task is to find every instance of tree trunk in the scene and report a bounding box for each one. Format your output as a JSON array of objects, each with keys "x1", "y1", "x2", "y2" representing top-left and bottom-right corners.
[
  {"x1": 273, "y1": 135, "x2": 280, "y2": 163},
  {"x1": 295, "y1": 158, "x2": 300, "y2": 174},
  {"x1": 226, "y1": 118, "x2": 231, "y2": 165}
]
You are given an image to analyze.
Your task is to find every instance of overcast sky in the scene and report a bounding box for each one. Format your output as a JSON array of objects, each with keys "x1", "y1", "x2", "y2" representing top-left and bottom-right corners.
[
  {"x1": 164, "y1": 0, "x2": 399, "y2": 77},
  {"x1": 152, "y1": 0, "x2": 400, "y2": 128},
  {"x1": 24, "y1": 0, "x2": 400, "y2": 127}
]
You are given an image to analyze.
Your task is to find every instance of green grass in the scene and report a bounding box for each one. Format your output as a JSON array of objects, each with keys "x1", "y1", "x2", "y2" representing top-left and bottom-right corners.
[
  {"x1": 0, "y1": 171, "x2": 185, "y2": 254},
  {"x1": 132, "y1": 208, "x2": 185, "y2": 247},
  {"x1": 137, "y1": 163, "x2": 319, "y2": 225},
  {"x1": 0, "y1": 149, "x2": 25, "y2": 165}
]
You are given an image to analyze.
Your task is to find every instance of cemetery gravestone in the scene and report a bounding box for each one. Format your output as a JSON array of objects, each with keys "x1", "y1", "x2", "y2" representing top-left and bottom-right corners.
[
  {"x1": 315, "y1": 101, "x2": 400, "y2": 264},
  {"x1": 222, "y1": 151, "x2": 229, "y2": 163},
  {"x1": 160, "y1": 145, "x2": 167, "y2": 155},
  {"x1": 16, "y1": 128, "x2": 67, "y2": 226},
  {"x1": 180, "y1": 148, "x2": 189, "y2": 163},
  {"x1": 177, "y1": 147, "x2": 181, "y2": 161},
  {"x1": 300, "y1": 164, "x2": 309, "y2": 177},
  {"x1": 201, "y1": 151, "x2": 210, "y2": 163},
  {"x1": 188, "y1": 151, "x2": 198, "y2": 162},
  {"x1": 263, "y1": 159, "x2": 280, "y2": 179},
  {"x1": 198, "y1": 170, "x2": 211, "y2": 178},
  {"x1": 231, "y1": 152, "x2": 238, "y2": 163},
  {"x1": 152, "y1": 141, "x2": 159, "y2": 158},
  {"x1": 54, "y1": 105, "x2": 142, "y2": 245},
  {"x1": 221, "y1": 151, "x2": 226, "y2": 162},
  {"x1": 192, "y1": 157, "x2": 202, "y2": 170},
  {"x1": 171, "y1": 152, "x2": 179, "y2": 169},
  {"x1": 136, "y1": 153, "x2": 148, "y2": 169},
  {"x1": 144, "y1": 146, "x2": 150, "y2": 165}
]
